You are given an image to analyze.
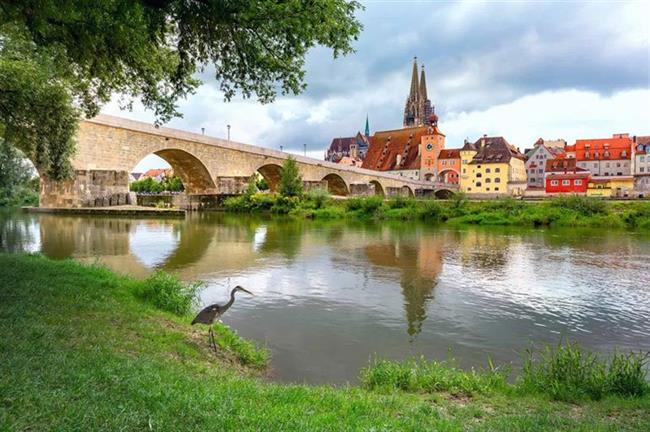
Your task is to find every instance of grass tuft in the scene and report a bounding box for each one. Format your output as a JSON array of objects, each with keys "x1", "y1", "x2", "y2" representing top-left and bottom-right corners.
[
  {"x1": 518, "y1": 341, "x2": 650, "y2": 401},
  {"x1": 213, "y1": 323, "x2": 269, "y2": 368},
  {"x1": 360, "y1": 357, "x2": 508, "y2": 396},
  {"x1": 133, "y1": 271, "x2": 202, "y2": 316}
]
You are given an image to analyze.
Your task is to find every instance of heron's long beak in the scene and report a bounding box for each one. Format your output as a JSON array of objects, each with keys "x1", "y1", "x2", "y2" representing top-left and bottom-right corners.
[{"x1": 238, "y1": 286, "x2": 254, "y2": 296}]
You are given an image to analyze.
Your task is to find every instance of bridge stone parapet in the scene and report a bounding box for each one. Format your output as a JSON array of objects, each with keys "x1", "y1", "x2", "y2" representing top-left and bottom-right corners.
[{"x1": 38, "y1": 114, "x2": 451, "y2": 208}]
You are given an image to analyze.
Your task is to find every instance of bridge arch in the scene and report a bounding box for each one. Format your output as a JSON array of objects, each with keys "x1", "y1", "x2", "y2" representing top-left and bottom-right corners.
[
  {"x1": 401, "y1": 185, "x2": 414, "y2": 197},
  {"x1": 322, "y1": 173, "x2": 349, "y2": 196},
  {"x1": 369, "y1": 180, "x2": 384, "y2": 197},
  {"x1": 256, "y1": 163, "x2": 283, "y2": 192},
  {"x1": 438, "y1": 168, "x2": 459, "y2": 184},
  {"x1": 136, "y1": 148, "x2": 216, "y2": 194},
  {"x1": 434, "y1": 189, "x2": 455, "y2": 199}
]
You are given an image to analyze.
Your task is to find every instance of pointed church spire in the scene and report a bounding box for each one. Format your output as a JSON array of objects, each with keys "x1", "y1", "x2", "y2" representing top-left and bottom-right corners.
[
  {"x1": 365, "y1": 114, "x2": 370, "y2": 137},
  {"x1": 419, "y1": 65, "x2": 428, "y2": 100},
  {"x1": 409, "y1": 57, "x2": 419, "y2": 99}
]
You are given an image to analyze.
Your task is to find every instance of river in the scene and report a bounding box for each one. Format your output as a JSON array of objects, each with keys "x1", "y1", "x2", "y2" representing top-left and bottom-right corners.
[{"x1": 2, "y1": 210, "x2": 649, "y2": 384}]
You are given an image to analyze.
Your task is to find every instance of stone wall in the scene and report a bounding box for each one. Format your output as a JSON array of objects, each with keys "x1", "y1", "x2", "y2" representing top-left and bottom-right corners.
[{"x1": 40, "y1": 170, "x2": 131, "y2": 208}]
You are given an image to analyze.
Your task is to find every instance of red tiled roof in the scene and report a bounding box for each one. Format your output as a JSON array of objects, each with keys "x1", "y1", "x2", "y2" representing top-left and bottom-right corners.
[
  {"x1": 438, "y1": 149, "x2": 460, "y2": 159},
  {"x1": 361, "y1": 126, "x2": 431, "y2": 171},
  {"x1": 572, "y1": 136, "x2": 632, "y2": 161},
  {"x1": 546, "y1": 172, "x2": 590, "y2": 180},
  {"x1": 545, "y1": 158, "x2": 588, "y2": 173},
  {"x1": 328, "y1": 137, "x2": 357, "y2": 153},
  {"x1": 142, "y1": 168, "x2": 171, "y2": 178}
]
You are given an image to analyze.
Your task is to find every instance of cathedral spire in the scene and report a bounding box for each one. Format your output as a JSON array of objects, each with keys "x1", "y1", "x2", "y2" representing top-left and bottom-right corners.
[
  {"x1": 409, "y1": 57, "x2": 419, "y2": 100},
  {"x1": 419, "y1": 65, "x2": 428, "y2": 101},
  {"x1": 365, "y1": 114, "x2": 370, "y2": 137}
]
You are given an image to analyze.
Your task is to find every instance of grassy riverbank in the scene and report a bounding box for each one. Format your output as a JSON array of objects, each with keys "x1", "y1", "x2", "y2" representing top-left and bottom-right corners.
[
  {"x1": 2, "y1": 254, "x2": 649, "y2": 431},
  {"x1": 225, "y1": 192, "x2": 650, "y2": 229}
]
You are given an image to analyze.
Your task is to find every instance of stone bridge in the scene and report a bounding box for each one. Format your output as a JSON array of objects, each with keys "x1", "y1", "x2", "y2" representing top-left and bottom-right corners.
[{"x1": 40, "y1": 114, "x2": 457, "y2": 208}]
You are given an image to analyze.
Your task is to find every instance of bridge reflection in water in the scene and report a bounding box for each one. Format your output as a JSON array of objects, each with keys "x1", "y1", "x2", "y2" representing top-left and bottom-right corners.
[{"x1": 2, "y1": 211, "x2": 649, "y2": 385}]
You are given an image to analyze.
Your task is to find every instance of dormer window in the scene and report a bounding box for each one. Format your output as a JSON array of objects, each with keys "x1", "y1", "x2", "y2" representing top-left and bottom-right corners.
[
  {"x1": 585, "y1": 151, "x2": 590, "y2": 158},
  {"x1": 621, "y1": 150, "x2": 627, "y2": 158}
]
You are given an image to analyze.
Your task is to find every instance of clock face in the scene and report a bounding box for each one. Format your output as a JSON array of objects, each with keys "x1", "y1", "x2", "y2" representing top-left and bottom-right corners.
[{"x1": 426, "y1": 143, "x2": 433, "y2": 151}]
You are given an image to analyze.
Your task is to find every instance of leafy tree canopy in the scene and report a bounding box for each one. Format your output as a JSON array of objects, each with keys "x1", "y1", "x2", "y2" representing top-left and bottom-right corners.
[
  {"x1": 0, "y1": 1, "x2": 362, "y2": 179},
  {"x1": 278, "y1": 156, "x2": 303, "y2": 197},
  {"x1": 0, "y1": 138, "x2": 38, "y2": 206}
]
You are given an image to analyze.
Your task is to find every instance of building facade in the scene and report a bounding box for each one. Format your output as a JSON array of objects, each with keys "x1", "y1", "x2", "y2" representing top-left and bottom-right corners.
[
  {"x1": 544, "y1": 158, "x2": 590, "y2": 194},
  {"x1": 325, "y1": 132, "x2": 369, "y2": 163},
  {"x1": 564, "y1": 134, "x2": 633, "y2": 177},
  {"x1": 459, "y1": 136, "x2": 527, "y2": 196},
  {"x1": 525, "y1": 140, "x2": 564, "y2": 189},
  {"x1": 361, "y1": 116, "x2": 445, "y2": 181},
  {"x1": 633, "y1": 135, "x2": 650, "y2": 195},
  {"x1": 437, "y1": 149, "x2": 461, "y2": 184}
]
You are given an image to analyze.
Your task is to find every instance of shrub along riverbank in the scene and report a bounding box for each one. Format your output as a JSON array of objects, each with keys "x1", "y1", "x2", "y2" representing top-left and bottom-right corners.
[
  {"x1": 225, "y1": 191, "x2": 650, "y2": 229},
  {"x1": 1, "y1": 253, "x2": 649, "y2": 431}
]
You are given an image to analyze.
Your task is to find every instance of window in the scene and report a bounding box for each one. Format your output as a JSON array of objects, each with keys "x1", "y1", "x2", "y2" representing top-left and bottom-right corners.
[
  {"x1": 486, "y1": 187, "x2": 490, "y2": 191},
  {"x1": 476, "y1": 173, "x2": 482, "y2": 178},
  {"x1": 495, "y1": 168, "x2": 501, "y2": 173},
  {"x1": 476, "y1": 182, "x2": 482, "y2": 187},
  {"x1": 486, "y1": 168, "x2": 491, "y2": 173},
  {"x1": 495, "y1": 178, "x2": 501, "y2": 183},
  {"x1": 495, "y1": 187, "x2": 500, "y2": 191},
  {"x1": 641, "y1": 167, "x2": 645, "y2": 173},
  {"x1": 575, "y1": 179, "x2": 582, "y2": 185},
  {"x1": 562, "y1": 180, "x2": 570, "y2": 186},
  {"x1": 486, "y1": 178, "x2": 492, "y2": 183},
  {"x1": 594, "y1": 163, "x2": 598, "y2": 168},
  {"x1": 551, "y1": 180, "x2": 559, "y2": 186},
  {"x1": 641, "y1": 156, "x2": 646, "y2": 162},
  {"x1": 538, "y1": 169, "x2": 543, "y2": 173},
  {"x1": 462, "y1": 168, "x2": 466, "y2": 173},
  {"x1": 606, "y1": 162, "x2": 610, "y2": 167},
  {"x1": 617, "y1": 162, "x2": 621, "y2": 167}
]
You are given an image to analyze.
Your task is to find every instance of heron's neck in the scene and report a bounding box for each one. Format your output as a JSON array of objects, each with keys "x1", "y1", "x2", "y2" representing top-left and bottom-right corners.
[{"x1": 226, "y1": 288, "x2": 237, "y2": 309}]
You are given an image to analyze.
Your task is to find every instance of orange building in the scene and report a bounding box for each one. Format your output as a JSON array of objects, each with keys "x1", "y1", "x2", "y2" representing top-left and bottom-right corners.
[
  {"x1": 361, "y1": 115, "x2": 445, "y2": 181},
  {"x1": 436, "y1": 149, "x2": 460, "y2": 184},
  {"x1": 563, "y1": 134, "x2": 633, "y2": 176}
]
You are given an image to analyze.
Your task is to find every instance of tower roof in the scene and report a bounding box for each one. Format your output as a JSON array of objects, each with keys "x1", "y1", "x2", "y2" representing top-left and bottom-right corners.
[
  {"x1": 419, "y1": 66, "x2": 428, "y2": 101},
  {"x1": 409, "y1": 57, "x2": 419, "y2": 100}
]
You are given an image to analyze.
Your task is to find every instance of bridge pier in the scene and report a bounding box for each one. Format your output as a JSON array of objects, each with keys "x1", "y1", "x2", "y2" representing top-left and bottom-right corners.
[{"x1": 40, "y1": 170, "x2": 133, "y2": 208}]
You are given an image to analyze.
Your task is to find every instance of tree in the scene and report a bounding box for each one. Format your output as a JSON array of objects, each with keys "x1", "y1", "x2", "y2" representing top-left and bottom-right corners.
[
  {"x1": 278, "y1": 156, "x2": 303, "y2": 197},
  {"x1": 0, "y1": 1, "x2": 362, "y2": 179},
  {"x1": 0, "y1": 139, "x2": 38, "y2": 206}
]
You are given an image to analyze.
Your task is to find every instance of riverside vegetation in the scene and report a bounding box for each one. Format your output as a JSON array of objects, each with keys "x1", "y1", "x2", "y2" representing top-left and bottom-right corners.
[
  {"x1": 1, "y1": 253, "x2": 649, "y2": 431},
  {"x1": 225, "y1": 189, "x2": 650, "y2": 230}
]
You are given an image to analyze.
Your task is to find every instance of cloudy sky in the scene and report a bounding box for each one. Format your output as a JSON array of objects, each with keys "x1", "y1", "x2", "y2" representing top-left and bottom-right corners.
[{"x1": 101, "y1": 1, "x2": 650, "y2": 172}]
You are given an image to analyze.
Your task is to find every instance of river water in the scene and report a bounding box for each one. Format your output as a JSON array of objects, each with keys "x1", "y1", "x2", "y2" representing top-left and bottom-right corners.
[{"x1": 2, "y1": 211, "x2": 649, "y2": 384}]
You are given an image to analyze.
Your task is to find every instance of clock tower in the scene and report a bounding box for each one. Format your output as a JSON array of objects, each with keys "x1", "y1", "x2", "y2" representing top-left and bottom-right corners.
[{"x1": 419, "y1": 114, "x2": 445, "y2": 181}]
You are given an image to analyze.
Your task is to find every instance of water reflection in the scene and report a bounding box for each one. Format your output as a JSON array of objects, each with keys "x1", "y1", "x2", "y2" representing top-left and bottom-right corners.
[{"x1": 1, "y1": 210, "x2": 649, "y2": 384}]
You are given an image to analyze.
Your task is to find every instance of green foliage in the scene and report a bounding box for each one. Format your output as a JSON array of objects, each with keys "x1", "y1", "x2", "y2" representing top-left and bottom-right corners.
[
  {"x1": 346, "y1": 195, "x2": 384, "y2": 216},
  {"x1": 224, "y1": 192, "x2": 277, "y2": 213},
  {"x1": 133, "y1": 271, "x2": 201, "y2": 316},
  {"x1": 0, "y1": 140, "x2": 39, "y2": 207},
  {"x1": 519, "y1": 341, "x2": 650, "y2": 401},
  {"x1": 256, "y1": 177, "x2": 269, "y2": 192},
  {"x1": 361, "y1": 357, "x2": 507, "y2": 396},
  {"x1": 244, "y1": 176, "x2": 258, "y2": 197},
  {"x1": 1, "y1": 1, "x2": 361, "y2": 178},
  {"x1": 213, "y1": 322, "x2": 268, "y2": 369},
  {"x1": 278, "y1": 156, "x2": 303, "y2": 197},
  {"x1": 305, "y1": 188, "x2": 331, "y2": 209},
  {"x1": 129, "y1": 175, "x2": 184, "y2": 193},
  {"x1": 550, "y1": 195, "x2": 607, "y2": 216}
]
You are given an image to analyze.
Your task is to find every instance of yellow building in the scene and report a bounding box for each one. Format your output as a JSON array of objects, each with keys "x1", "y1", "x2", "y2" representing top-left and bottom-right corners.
[
  {"x1": 459, "y1": 136, "x2": 527, "y2": 196},
  {"x1": 587, "y1": 176, "x2": 634, "y2": 198}
]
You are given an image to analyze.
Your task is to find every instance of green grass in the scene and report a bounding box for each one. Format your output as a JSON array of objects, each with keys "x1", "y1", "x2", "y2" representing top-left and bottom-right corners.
[
  {"x1": 224, "y1": 193, "x2": 650, "y2": 229},
  {"x1": 2, "y1": 253, "x2": 650, "y2": 431}
]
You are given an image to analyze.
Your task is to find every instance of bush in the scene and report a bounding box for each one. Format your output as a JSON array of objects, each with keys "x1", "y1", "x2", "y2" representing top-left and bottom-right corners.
[
  {"x1": 360, "y1": 357, "x2": 507, "y2": 396},
  {"x1": 417, "y1": 199, "x2": 445, "y2": 221},
  {"x1": 346, "y1": 196, "x2": 384, "y2": 216},
  {"x1": 271, "y1": 195, "x2": 301, "y2": 214},
  {"x1": 518, "y1": 341, "x2": 650, "y2": 401},
  {"x1": 550, "y1": 195, "x2": 607, "y2": 216},
  {"x1": 134, "y1": 271, "x2": 201, "y2": 316},
  {"x1": 306, "y1": 188, "x2": 331, "y2": 209},
  {"x1": 387, "y1": 195, "x2": 416, "y2": 209}
]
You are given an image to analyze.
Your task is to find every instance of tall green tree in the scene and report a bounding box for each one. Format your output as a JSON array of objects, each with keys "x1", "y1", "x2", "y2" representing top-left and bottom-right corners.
[
  {"x1": 0, "y1": 139, "x2": 38, "y2": 206},
  {"x1": 278, "y1": 156, "x2": 303, "y2": 197},
  {"x1": 0, "y1": 1, "x2": 362, "y2": 179}
]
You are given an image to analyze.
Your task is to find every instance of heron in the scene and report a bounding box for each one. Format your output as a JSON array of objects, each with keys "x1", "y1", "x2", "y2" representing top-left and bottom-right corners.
[{"x1": 191, "y1": 285, "x2": 254, "y2": 354}]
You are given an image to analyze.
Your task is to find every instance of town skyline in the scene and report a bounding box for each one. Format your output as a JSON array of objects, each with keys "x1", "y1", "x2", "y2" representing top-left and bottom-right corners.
[{"x1": 102, "y1": 1, "x2": 649, "y2": 172}]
